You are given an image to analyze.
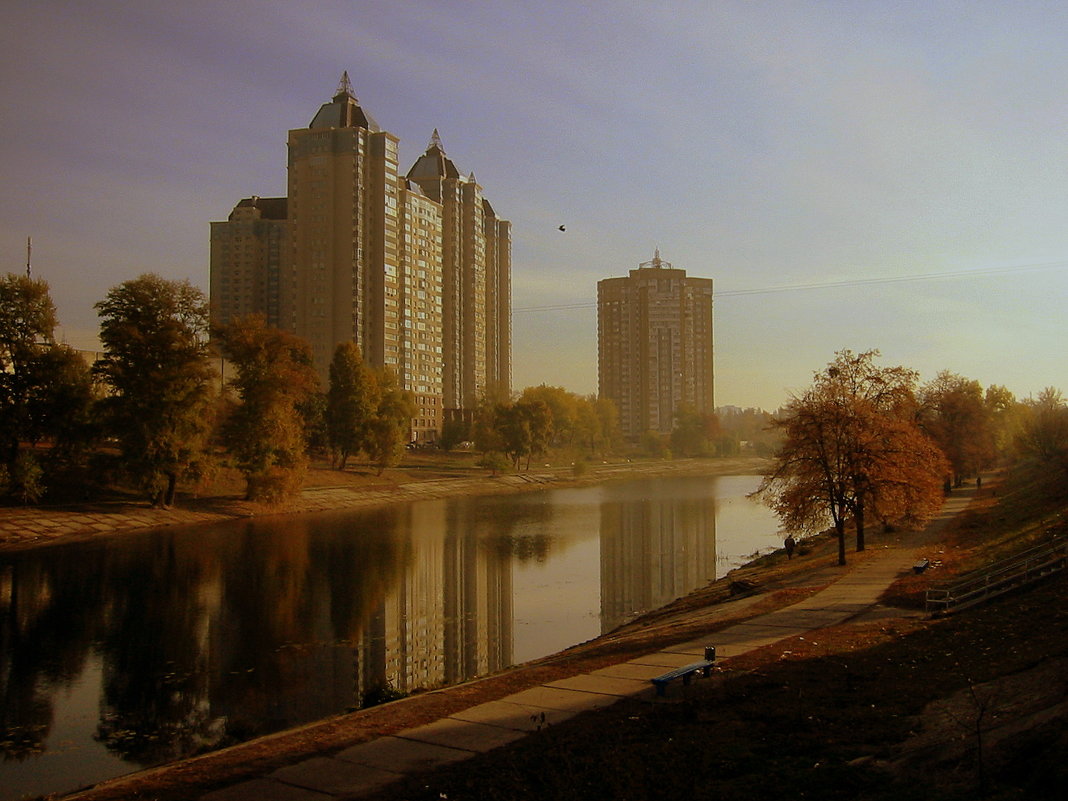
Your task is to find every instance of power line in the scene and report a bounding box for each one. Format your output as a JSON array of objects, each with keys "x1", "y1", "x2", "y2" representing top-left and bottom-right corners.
[{"x1": 512, "y1": 259, "x2": 1068, "y2": 314}]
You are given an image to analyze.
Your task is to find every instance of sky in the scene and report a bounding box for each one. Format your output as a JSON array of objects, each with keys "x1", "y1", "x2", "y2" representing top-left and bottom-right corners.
[{"x1": 2, "y1": 0, "x2": 1067, "y2": 411}]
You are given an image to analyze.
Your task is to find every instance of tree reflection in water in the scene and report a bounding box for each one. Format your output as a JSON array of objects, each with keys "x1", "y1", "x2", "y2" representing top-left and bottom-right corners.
[{"x1": 0, "y1": 474, "x2": 779, "y2": 801}]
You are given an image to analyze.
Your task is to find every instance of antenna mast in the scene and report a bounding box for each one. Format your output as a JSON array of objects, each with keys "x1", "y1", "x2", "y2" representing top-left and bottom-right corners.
[{"x1": 26, "y1": 237, "x2": 31, "y2": 277}]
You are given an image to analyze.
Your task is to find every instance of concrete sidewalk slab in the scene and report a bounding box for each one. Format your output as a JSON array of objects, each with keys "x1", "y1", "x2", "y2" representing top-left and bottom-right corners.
[
  {"x1": 628, "y1": 651, "x2": 710, "y2": 668},
  {"x1": 503, "y1": 685, "x2": 621, "y2": 713},
  {"x1": 269, "y1": 757, "x2": 398, "y2": 797},
  {"x1": 336, "y1": 735, "x2": 472, "y2": 772},
  {"x1": 201, "y1": 777, "x2": 334, "y2": 801},
  {"x1": 395, "y1": 716, "x2": 529, "y2": 752},
  {"x1": 757, "y1": 610, "x2": 854, "y2": 628},
  {"x1": 545, "y1": 673, "x2": 652, "y2": 697},
  {"x1": 589, "y1": 662, "x2": 670, "y2": 680},
  {"x1": 448, "y1": 700, "x2": 573, "y2": 731},
  {"x1": 712, "y1": 622, "x2": 808, "y2": 639}
]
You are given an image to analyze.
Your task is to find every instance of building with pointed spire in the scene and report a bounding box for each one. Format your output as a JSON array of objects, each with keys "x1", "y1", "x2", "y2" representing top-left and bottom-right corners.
[
  {"x1": 210, "y1": 75, "x2": 511, "y2": 443},
  {"x1": 407, "y1": 132, "x2": 511, "y2": 412},
  {"x1": 597, "y1": 250, "x2": 714, "y2": 441}
]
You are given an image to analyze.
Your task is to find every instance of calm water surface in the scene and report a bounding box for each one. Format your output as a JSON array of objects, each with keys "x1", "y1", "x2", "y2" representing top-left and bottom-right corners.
[{"x1": 0, "y1": 473, "x2": 780, "y2": 800}]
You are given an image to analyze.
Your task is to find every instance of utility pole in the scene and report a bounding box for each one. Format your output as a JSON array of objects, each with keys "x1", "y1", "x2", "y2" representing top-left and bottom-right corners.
[{"x1": 26, "y1": 236, "x2": 31, "y2": 277}]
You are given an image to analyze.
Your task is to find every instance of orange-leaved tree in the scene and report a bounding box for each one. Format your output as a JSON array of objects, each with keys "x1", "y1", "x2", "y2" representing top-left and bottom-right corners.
[{"x1": 755, "y1": 350, "x2": 948, "y2": 565}]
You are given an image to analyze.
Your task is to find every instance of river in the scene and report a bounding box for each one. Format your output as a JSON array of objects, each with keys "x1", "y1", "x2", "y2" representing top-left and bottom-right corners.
[{"x1": 0, "y1": 472, "x2": 781, "y2": 800}]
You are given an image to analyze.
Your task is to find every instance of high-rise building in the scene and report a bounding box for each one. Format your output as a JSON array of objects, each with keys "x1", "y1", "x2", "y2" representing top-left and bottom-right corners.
[
  {"x1": 597, "y1": 250, "x2": 714, "y2": 441},
  {"x1": 407, "y1": 132, "x2": 511, "y2": 413},
  {"x1": 209, "y1": 196, "x2": 288, "y2": 329},
  {"x1": 210, "y1": 74, "x2": 510, "y2": 443}
]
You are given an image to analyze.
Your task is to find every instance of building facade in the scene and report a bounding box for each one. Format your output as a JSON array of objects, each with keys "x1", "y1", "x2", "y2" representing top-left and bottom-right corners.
[
  {"x1": 406, "y1": 131, "x2": 512, "y2": 413},
  {"x1": 597, "y1": 250, "x2": 714, "y2": 441},
  {"x1": 210, "y1": 74, "x2": 510, "y2": 443},
  {"x1": 209, "y1": 196, "x2": 288, "y2": 329}
]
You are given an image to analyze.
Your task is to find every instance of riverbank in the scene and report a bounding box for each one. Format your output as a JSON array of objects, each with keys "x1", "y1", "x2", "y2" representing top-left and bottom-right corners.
[
  {"x1": 0, "y1": 455, "x2": 767, "y2": 552},
  {"x1": 58, "y1": 463, "x2": 1068, "y2": 800}
]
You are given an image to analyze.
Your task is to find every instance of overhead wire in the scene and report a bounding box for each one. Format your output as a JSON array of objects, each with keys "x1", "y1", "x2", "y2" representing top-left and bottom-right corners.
[{"x1": 512, "y1": 259, "x2": 1068, "y2": 314}]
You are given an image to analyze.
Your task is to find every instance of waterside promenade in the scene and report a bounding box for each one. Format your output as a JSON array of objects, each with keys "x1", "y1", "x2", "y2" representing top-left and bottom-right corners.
[{"x1": 61, "y1": 484, "x2": 975, "y2": 801}]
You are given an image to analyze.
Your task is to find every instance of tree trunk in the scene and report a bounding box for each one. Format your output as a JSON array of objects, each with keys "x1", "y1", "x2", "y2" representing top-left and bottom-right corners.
[
  {"x1": 162, "y1": 472, "x2": 177, "y2": 507},
  {"x1": 835, "y1": 519, "x2": 847, "y2": 566},
  {"x1": 855, "y1": 497, "x2": 866, "y2": 552}
]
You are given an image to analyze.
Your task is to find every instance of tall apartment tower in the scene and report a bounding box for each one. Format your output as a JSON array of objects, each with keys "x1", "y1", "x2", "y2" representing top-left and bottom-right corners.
[
  {"x1": 407, "y1": 132, "x2": 511, "y2": 413},
  {"x1": 209, "y1": 196, "x2": 288, "y2": 328},
  {"x1": 211, "y1": 74, "x2": 510, "y2": 442},
  {"x1": 286, "y1": 74, "x2": 402, "y2": 371},
  {"x1": 597, "y1": 250, "x2": 714, "y2": 441}
]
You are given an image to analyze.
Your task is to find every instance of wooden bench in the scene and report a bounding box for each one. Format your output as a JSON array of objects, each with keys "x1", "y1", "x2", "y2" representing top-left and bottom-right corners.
[
  {"x1": 650, "y1": 646, "x2": 716, "y2": 697},
  {"x1": 913, "y1": 558, "x2": 930, "y2": 574}
]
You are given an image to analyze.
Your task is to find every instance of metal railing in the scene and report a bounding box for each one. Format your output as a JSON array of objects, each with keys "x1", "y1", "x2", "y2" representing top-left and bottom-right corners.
[{"x1": 925, "y1": 536, "x2": 1068, "y2": 616}]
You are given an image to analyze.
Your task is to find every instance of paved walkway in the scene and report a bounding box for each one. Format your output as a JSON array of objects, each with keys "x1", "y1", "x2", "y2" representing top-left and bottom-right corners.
[{"x1": 196, "y1": 489, "x2": 975, "y2": 801}]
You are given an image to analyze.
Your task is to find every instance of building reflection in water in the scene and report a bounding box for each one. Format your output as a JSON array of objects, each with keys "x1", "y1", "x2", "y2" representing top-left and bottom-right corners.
[
  {"x1": 599, "y1": 480, "x2": 717, "y2": 633},
  {"x1": 0, "y1": 475, "x2": 767, "y2": 801}
]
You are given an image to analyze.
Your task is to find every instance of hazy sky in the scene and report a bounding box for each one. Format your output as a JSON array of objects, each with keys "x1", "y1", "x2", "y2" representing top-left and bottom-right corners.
[{"x1": 2, "y1": 1, "x2": 1066, "y2": 410}]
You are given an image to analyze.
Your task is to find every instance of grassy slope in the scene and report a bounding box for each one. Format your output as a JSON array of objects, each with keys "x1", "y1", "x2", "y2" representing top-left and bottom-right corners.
[{"x1": 377, "y1": 462, "x2": 1068, "y2": 801}]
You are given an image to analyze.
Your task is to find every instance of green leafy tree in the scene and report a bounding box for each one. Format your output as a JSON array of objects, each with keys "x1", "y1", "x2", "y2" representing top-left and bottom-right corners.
[
  {"x1": 756, "y1": 350, "x2": 947, "y2": 564},
  {"x1": 214, "y1": 315, "x2": 319, "y2": 502},
  {"x1": 326, "y1": 342, "x2": 378, "y2": 469},
  {"x1": 493, "y1": 399, "x2": 552, "y2": 470},
  {"x1": 95, "y1": 275, "x2": 216, "y2": 507},
  {"x1": 0, "y1": 274, "x2": 97, "y2": 479},
  {"x1": 365, "y1": 367, "x2": 416, "y2": 474},
  {"x1": 670, "y1": 405, "x2": 724, "y2": 457},
  {"x1": 473, "y1": 388, "x2": 510, "y2": 454},
  {"x1": 439, "y1": 415, "x2": 470, "y2": 451},
  {"x1": 520, "y1": 385, "x2": 577, "y2": 447},
  {"x1": 591, "y1": 396, "x2": 621, "y2": 455}
]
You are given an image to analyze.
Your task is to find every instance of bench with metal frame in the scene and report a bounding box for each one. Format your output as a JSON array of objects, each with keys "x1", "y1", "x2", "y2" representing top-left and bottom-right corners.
[{"x1": 651, "y1": 646, "x2": 716, "y2": 697}]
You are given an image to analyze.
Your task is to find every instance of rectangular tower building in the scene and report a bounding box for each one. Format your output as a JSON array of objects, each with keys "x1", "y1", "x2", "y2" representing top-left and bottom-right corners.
[
  {"x1": 407, "y1": 132, "x2": 511, "y2": 412},
  {"x1": 285, "y1": 80, "x2": 400, "y2": 371},
  {"x1": 597, "y1": 250, "x2": 714, "y2": 441},
  {"x1": 209, "y1": 196, "x2": 288, "y2": 329},
  {"x1": 211, "y1": 75, "x2": 510, "y2": 443}
]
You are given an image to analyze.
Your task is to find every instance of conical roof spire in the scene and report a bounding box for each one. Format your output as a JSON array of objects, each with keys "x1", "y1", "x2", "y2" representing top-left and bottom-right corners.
[
  {"x1": 429, "y1": 128, "x2": 445, "y2": 152},
  {"x1": 311, "y1": 71, "x2": 379, "y2": 131},
  {"x1": 334, "y1": 71, "x2": 355, "y2": 100},
  {"x1": 640, "y1": 247, "x2": 672, "y2": 270}
]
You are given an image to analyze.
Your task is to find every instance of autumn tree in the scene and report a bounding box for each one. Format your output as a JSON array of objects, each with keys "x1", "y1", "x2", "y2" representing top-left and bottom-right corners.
[
  {"x1": 756, "y1": 350, "x2": 948, "y2": 565},
  {"x1": 214, "y1": 315, "x2": 319, "y2": 502},
  {"x1": 1016, "y1": 387, "x2": 1068, "y2": 478},
  {"x1": 326, "y1": 342, "x2": 378, "y2": 469},
  {"x1": 919, "y1": 372, "x2": 995, "y2": 485},
  {"x1": 95, "y1": 275, "x2": 216, "y2": 507}
]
